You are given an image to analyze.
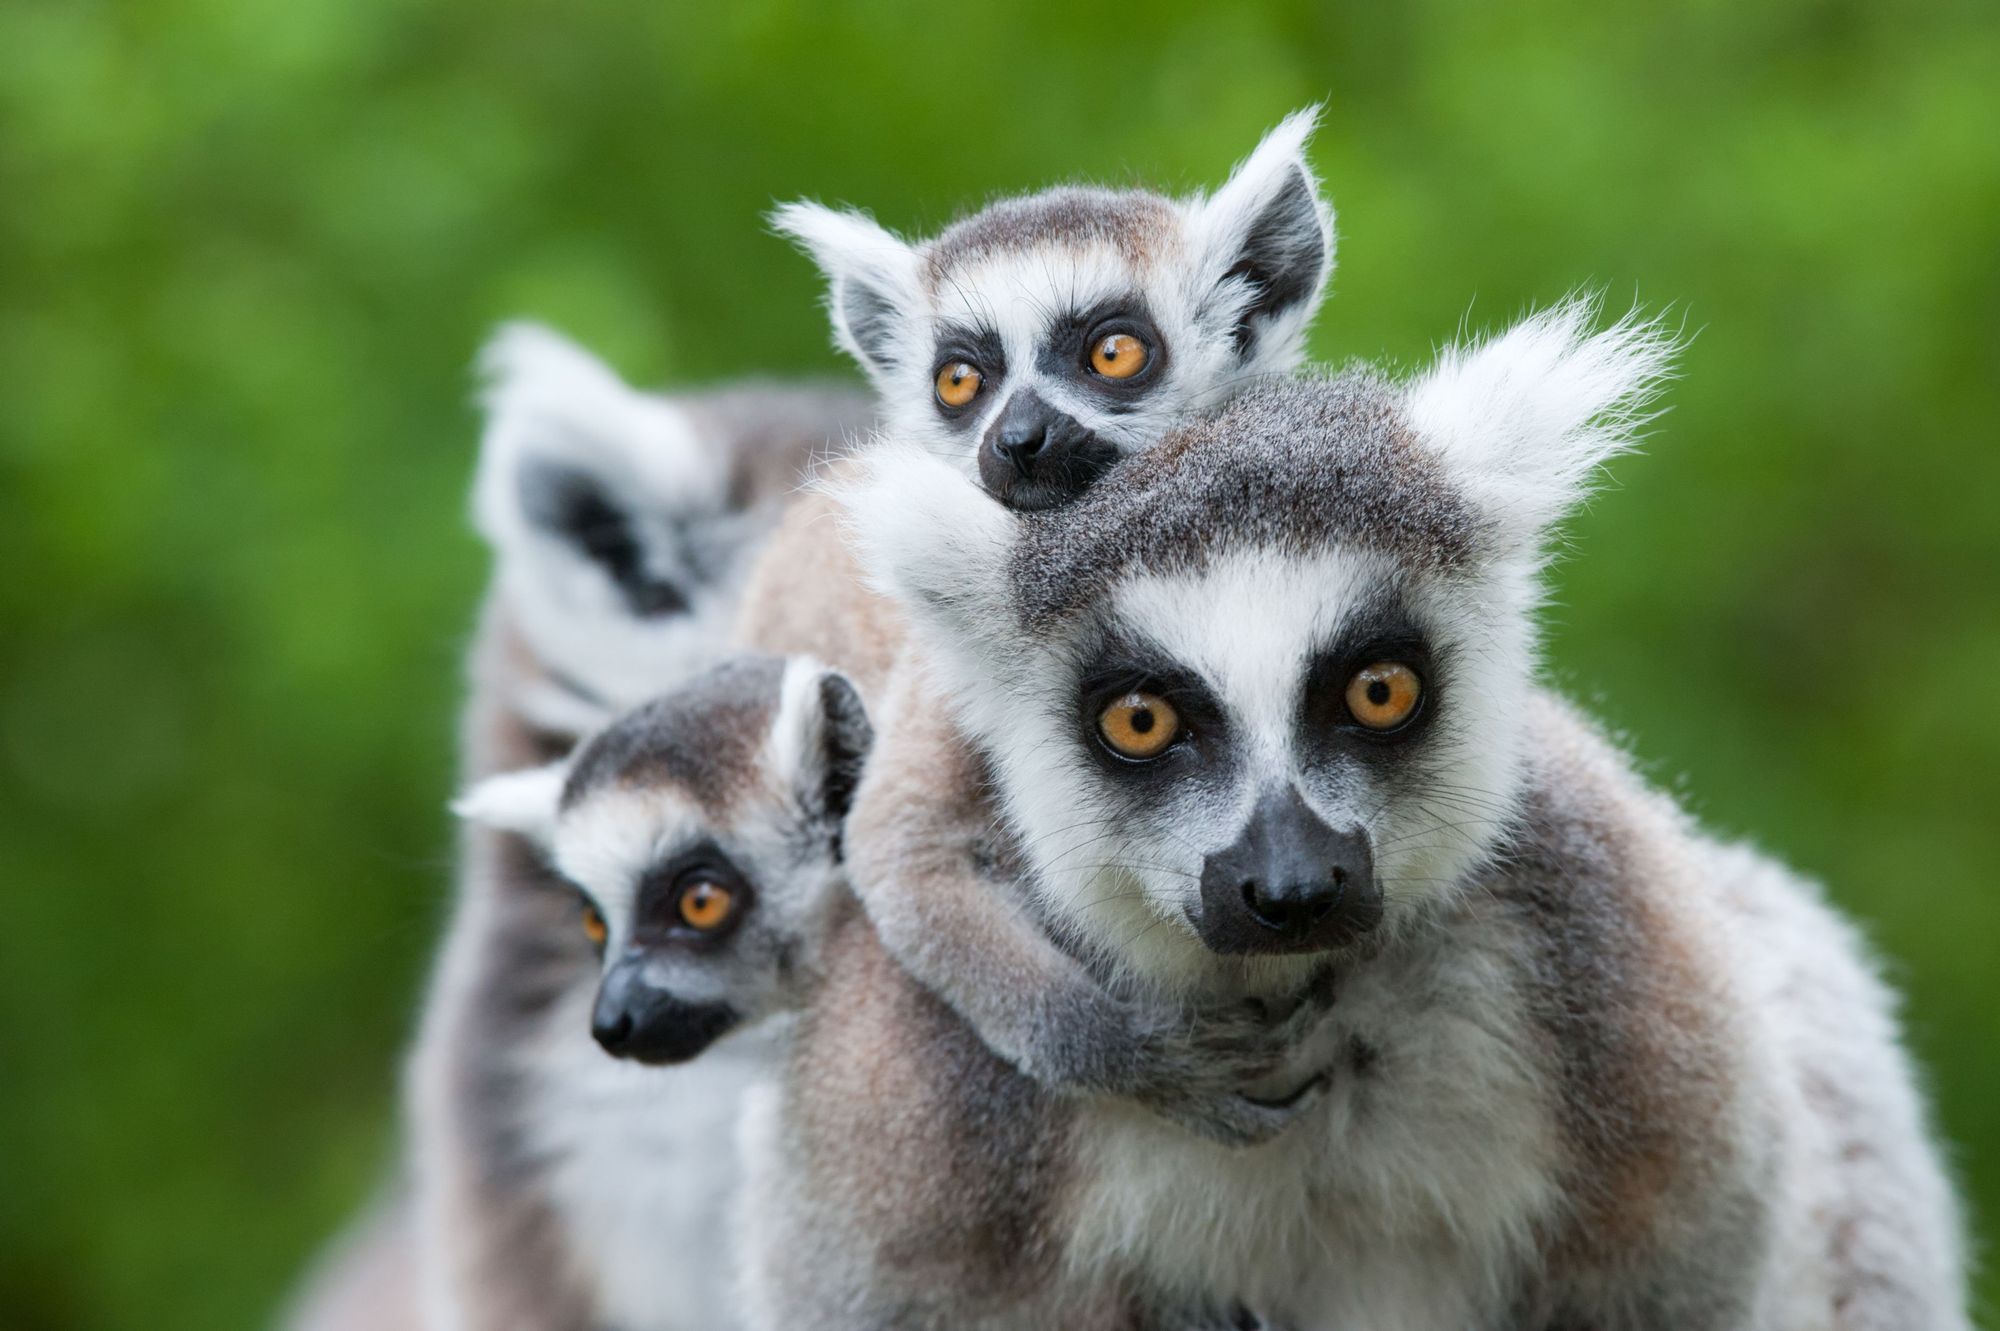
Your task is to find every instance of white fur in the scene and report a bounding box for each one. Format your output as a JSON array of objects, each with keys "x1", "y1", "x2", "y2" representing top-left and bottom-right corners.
[
  {"x1": 451, "y1": 761, "x2": 568, "y2": 845},
  {"x1": 1406, "y1": 298, "x2": 1679, "y2": 557}
]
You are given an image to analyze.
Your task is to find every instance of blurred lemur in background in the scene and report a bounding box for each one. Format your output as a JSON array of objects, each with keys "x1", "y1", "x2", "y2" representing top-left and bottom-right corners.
[
  {"x1": 732, "y1": 305, "x2": 1969, "y2": 1328},
  {"x1": 285, "y1": 109, "x2": 1339, "y2": 1331}
]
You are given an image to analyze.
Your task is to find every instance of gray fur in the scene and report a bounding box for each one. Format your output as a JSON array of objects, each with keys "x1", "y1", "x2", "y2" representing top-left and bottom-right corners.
[{"x1": 1007, "y1": 369, "x2": 1480, "y2": 631}]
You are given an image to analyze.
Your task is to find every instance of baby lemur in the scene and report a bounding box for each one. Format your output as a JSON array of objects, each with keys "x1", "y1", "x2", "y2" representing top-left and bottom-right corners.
[
  {"x1": 730, "y1": 303, "x2": 1969, "y2": 1328},
  {"x1": 774, "y1": 106, "x2": 1334, "y2": 510}
]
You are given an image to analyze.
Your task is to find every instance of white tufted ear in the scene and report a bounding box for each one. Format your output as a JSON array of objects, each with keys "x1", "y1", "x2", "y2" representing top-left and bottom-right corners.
[
  {"x1": 1406, "y1": 299, "x2": 1680, "y2": 559},
  {"x1": 770, "y1": 202, "x2": 924, "y2": 386},
  {"x1": 831, "y1": 442, "x2": 1018, "y2": 650},
  {"x1": 452, "y1": 761, "x2": 569, "y2": 847},
  {"x1": 1189, "y1": 106, "x2": 1336, "y2": 368}
]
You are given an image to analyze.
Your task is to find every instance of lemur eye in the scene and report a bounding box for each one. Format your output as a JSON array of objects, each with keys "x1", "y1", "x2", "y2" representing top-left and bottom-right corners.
[
  {"x1": 1089, "y1": 332, "x2": 1149, "y2": 380},
  {"x1": 1345, "y1": 662, "x2": 1423, "y2": 732},
  {"x1": 581, "y1": 902, "x2": 608, "y2": 949},
  {"x1": 935, "y1": 361, "x2": 983, "y2": 409},
  {"x1": 676, "y1": 878, "x2": 737, "y2": 932},
  {"x1": 1098, "y1": 691, "x2": 1181, "y2": 760}
]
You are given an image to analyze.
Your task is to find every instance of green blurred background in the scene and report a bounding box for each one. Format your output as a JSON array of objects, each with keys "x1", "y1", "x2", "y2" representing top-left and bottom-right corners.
[{"x1": 1, "y1": 1, "x2": 1995, "y2": 1326}]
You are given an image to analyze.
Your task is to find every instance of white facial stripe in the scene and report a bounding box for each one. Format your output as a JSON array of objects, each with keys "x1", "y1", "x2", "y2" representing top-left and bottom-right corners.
[{"x1": 1112, "y1": 547, "x2": 1388, "y2": 782}]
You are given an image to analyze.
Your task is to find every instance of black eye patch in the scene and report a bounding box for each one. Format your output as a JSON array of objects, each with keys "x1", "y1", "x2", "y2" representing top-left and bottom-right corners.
[
  {"x1": 518, "y1": 459, "x2": 689, "y2": 617},
  {"x1": 930, "y1": 324, "x2": 1007, "y2": 422},
  {"x1": 1295, "y1": 604, "x2": 1443, "y2": 761},
  {"x1": 1075, "y1": 637, "x2": 1228, "y2": 781},
  {"x1": 1037, "y1": 296, "x2": 1167, "y2": 411},
  {"x1": 634, "y1": 839, "x2": 757, "y2": 952}
]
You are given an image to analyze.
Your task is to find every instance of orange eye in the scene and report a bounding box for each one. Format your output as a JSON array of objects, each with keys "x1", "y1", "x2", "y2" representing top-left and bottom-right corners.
[
  {"x1": 1098, "y1": 691, "x2": 1181, "y2": 760},
  {"x1": 1345, "y1": 662, "x2": 1423, "y2": 731},
  {"x1": 935, "y1": 361, "x2": 983, "y2": 408},
  {"x1": 1089, "y1": 332, "x2": 1149, "y2": 380},
  {"x1": 677, "y1": 879, "x2": 737, "y2": 932},
  {"x1": 581, "y1": 902, "x2": 608, "y2": 948}
]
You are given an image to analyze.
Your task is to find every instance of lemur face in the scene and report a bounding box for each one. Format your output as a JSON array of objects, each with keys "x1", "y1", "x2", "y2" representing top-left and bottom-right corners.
[
  {"x1": 457, "y1": 655, "x2": 872, "y2": 1063},
  {"x1": 847, "y1": 303, "x2": 1674, "y2": 991},
  {"x1": 775, "y1": 108, "x2": 1334, "y2": 511}
]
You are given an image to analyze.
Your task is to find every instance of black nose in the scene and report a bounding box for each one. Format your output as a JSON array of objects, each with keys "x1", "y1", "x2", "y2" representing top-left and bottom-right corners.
[
  {"x1": 1240, "y1": 869, "x2": 1347, "y2": 938},
  {"x1": 993, "y1": 418, "x2": 1048, "y2": 477},
  {"x1": 976, "y1": 390, "x2": 1115, "y2": 511},
  {"x1": 591, "y1": 959, "x2": 740, "y2": 1065},
  {"x1": 1194, "y1": 787, "x2": 1381, "y2": 955}
]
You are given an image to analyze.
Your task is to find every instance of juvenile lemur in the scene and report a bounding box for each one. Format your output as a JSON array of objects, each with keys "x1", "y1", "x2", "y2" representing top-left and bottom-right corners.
[
  {"x1": 773, "y1": 106, "x2": 1334, "y2": 510},
  {"x1": 732, "y1": 303, "x2": 1969, "y2": 1329}
]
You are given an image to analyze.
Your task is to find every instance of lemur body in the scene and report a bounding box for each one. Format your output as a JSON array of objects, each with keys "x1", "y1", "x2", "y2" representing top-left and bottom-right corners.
[
  {"x1": 285, "y1": 331, "x2": 871, "y2": 1331},
  {"x1": 730, "y1": 308, "x2": 1969, "y2": 1329},
  {"x1": 408, "y1": 343, "x2": 876, "y2": 1331}
]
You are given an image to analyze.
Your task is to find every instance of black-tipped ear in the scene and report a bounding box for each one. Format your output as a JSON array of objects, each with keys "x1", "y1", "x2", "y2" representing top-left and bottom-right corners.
[
  {"x1": 516, "y1": 461, "x2": 688, "y2": 617},
  {"x1": 1219, "y1": 166, "x2": 1328, "y2": 353},
  {"x1": 1192, "y1": 108, "x2": 1335, "y2": 361},
  {"x1": 474, "y1": 322, "x2": 704, "y2": 620},
  {"x1": 810, "y1": 672, "x2": 874, "y2": 841},
  {"x1": 770, "y1": 202, "x2": 921, "y2": 382}
]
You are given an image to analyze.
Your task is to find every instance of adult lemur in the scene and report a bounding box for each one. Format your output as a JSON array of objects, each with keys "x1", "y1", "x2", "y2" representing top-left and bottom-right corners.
[{"x1": 732, "y1": 304, "x2": 1970, "y2": 1328}]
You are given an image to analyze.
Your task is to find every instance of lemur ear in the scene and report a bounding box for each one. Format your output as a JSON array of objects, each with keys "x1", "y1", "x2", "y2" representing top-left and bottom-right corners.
[
  {"x1": 475, "y1": 322, "x2": 719, "y2": 622},
  {"x1": 771, "y1": 659, "x2": 875, "y2": 836},
  {"x1": 1190, "y1": 105, "x2": 1336, "y2": 366},
  {"x1": 833, "y1": 443, "x2": 1017, "y2": 650},
  {"x1": 1406, "y1": 299, "x2": 1680, "y2": 559},
  {"x1": 770, "y1": 202, "x2": 922, "y2": 385},
  {"x1": 452, "y1": 762, "x2": 569, "y2": 848}
]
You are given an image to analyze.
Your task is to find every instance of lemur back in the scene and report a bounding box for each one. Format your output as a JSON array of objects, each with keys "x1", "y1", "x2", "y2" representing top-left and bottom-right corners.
[{"x1": 732, "y1": 310, "x2": 1969, "y2": 1329}]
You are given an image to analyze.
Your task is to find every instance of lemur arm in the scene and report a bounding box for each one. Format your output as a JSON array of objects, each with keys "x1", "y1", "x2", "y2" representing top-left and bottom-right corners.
[{"x1": 842, "y1": 665, "x2": 1320, "y2": 1144}]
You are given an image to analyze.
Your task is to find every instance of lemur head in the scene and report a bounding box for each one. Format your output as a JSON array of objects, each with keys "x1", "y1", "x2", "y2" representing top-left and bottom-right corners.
[
  {"x1": 773, "y1": 108, "x2": 1334, "y2": 511},
  {"x1": 456, "y1": 655, "x2": 873, "y2": 1063},
  {"x1": 844, "y1": 301, "x2": 1674, "y2": 995}
]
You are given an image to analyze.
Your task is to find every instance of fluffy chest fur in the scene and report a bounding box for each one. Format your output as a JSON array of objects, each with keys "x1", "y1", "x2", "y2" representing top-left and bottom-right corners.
[
  {"x1": 520, "y1": 979, "x2": 782, "y2": 1331},
  {"x1": 1062, "y1": 897, "x2": 1565, "y2": 1328}
]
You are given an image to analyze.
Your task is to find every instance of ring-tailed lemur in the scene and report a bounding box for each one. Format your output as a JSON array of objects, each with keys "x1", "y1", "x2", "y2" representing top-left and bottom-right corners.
[
  {"x1": 283, "y1": 334, "x2": 870, "y2": 1331},
  {"x1": 733, "y1": 303, "x2": 1969, "y2": 1329},
  {"x1": 452, "y1": 654, "x2": 870, "y2": 1069},
  {"x1": 772, "y1": 107, "x2": 1334, "y2": 510}
]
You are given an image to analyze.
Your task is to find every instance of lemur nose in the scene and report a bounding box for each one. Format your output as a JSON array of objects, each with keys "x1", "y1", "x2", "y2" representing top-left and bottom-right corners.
[
  {"x1": 1240, "y1": 871, "x2": 1346, "y2": 938},
  {"x1": 592, "y1": 1008, "x2": 637, "y2": 1055},
  {"x1": 993, "y1": 421, "x2": 1048, "y2": 477}
]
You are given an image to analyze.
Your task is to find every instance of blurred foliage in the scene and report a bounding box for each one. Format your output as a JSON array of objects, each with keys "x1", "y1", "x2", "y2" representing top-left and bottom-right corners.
[{"x1": 0, "y1": 0, "x2": 1995, "y2": 1326}]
